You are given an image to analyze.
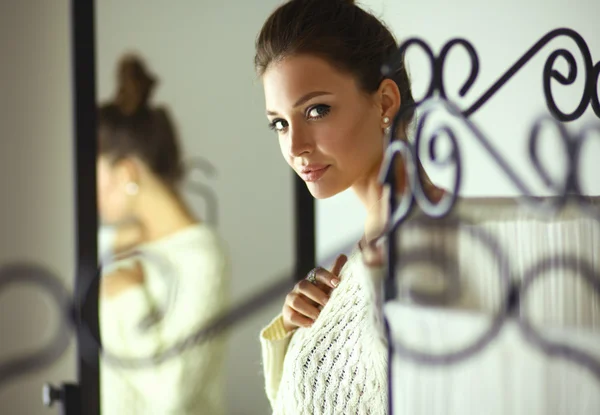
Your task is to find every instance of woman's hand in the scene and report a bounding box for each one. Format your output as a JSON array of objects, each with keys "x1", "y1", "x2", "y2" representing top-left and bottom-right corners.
[
  {"x1": 282, "y1": 254, "x2": 348, "y2": 333},
  {"x1": 101, "y1": 262, "x2": 145, "y2": 298},
  {"x1": 361, "y1": 240, "x2": 385, "y2": 268},
  {"x1": 113, "y1": 221, "x2": 144, "y2": 255},
  {"x1": 361, "y1": 181, "x2": 445, "y2": 269}
]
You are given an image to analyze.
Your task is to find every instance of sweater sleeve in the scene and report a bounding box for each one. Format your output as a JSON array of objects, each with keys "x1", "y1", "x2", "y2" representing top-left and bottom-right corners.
[
  {"x1": 259, "y1": 313, "x2": 296, "y2": 409},
  {"x1": 100, "y1": 246, "x2": 230, "y2": 413}
]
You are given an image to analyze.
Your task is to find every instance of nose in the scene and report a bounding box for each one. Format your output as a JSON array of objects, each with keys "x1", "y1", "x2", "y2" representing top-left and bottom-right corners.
[{"x1": 288, "y1": 124, "x2": 312, "y2": 158}]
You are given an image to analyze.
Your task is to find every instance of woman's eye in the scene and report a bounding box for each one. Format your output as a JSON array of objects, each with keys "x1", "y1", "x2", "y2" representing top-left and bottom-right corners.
[
  {"x1": 269, "y1": 119, "x2": 288, "y2": 132},
  {"x1": 307, "y1": 105, "x2": 331, "y2": 119}
]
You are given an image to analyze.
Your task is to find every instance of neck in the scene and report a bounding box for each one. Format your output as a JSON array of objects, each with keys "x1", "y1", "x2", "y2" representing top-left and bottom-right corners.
[
  {"x1": 352, "y1": 156, "x2": 444, "y2": 248},
  {"x1": 133, "y1": 185, "x2": 198, "y2": 244},
  {"x1": 352, "y1": 155, "x2": 407, "y2": 246}
]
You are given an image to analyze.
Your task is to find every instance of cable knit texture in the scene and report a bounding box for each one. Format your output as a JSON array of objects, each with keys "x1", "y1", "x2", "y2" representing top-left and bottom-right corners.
[
  {"x1": 261, "y1": 249, "x2": 388, "y2": 415},
  {"x1": 260, "y1": 197, "x2": 600, "y2": 415},
  {"x1": 100, "y1": 223, "x2": 230, "y2": 415}
]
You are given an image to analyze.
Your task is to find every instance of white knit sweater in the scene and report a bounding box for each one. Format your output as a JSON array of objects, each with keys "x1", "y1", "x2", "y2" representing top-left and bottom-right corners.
[
  {"x1": 100, "y1": 224, "x2": 230, "y2": 415},
  {"x1": 260, "y1": 248, "x2": 388, "y2": 415},
  {"x1": 260, "y1": 198, "x2": 600, "y2": 415}
]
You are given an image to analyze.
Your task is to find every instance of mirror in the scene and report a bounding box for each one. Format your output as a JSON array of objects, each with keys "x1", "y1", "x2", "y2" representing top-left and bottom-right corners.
[{"x1": 95, "y1": 1, "x2": 294, "y2": 414}]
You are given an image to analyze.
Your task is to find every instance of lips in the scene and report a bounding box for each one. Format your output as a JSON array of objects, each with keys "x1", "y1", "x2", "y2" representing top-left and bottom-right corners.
[{"x1": 299, "y1": 165, "x2": 330, "y2": 182}]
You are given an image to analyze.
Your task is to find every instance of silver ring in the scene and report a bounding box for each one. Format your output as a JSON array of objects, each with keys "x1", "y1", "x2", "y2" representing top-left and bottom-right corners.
[{"x1": 306, "y1": 267, "x2": 319, "y2": 285}]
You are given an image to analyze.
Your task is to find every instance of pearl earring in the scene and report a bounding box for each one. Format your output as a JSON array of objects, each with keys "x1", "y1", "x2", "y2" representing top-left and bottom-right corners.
[
  {"x1": 383, "y1": 116, "x2": 390, "y2": 124},
  {"x1": 125, "y1": 182, "x2": 139, "y2": 195}
]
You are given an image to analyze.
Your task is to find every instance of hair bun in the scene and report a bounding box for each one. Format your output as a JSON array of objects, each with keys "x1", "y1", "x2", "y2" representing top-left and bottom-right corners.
[{"x1": 114, "y1": 54, "x2": 157, "y2": 116}]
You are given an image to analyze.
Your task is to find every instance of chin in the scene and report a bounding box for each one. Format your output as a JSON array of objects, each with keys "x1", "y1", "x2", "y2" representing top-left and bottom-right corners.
[
  {"x1": 305, "y1": 181, "x2": 345, "y2": 200},
  {"x1": 99, "y1": 211, "x2": 128, "y2": 226}
]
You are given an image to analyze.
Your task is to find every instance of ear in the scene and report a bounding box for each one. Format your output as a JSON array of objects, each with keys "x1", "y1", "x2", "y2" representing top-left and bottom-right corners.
[{"x1": 377, "y1": 78, "x2": 401, "y2": 122}]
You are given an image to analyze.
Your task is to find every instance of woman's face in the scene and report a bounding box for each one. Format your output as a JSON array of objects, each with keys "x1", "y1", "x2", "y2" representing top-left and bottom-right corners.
[
  {"x1": 96, "y1": 156, "x2": 133, "y2": 224},
  {"x1": 262, "y1": 54, "x2": 385, "y2": 199}
]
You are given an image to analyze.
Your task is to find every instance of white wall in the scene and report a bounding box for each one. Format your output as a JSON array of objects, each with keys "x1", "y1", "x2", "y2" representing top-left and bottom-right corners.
[
  {"x1": 95, "y1": 1, "x2": 294, "y2": 414},
  {"x1": 317, "y1": 0, "x2": 600, "y2": 262},
  {"x1": 0, "y1": 1, "x2": 76, "y2": 414}
]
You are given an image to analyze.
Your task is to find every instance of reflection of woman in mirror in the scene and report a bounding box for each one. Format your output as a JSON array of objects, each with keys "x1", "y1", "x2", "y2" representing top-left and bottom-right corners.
[
  {"x1": 97, "y1": 54, "x2": 230, "y2": 415},
  {"x1": 256, "y1": 0, "x2": 443, "y2": 413}
]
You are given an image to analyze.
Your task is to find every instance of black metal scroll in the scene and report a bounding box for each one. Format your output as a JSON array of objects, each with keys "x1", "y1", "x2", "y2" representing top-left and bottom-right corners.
[
  {"x1": 380, "y1": 29, "x2": 600, "y2": 414},
  {"x1": 0, "y1": 27, "x2": 598, "y2": 415},
  {"x1": 382, "y1": 28, "x2": 600, "y2": 122},
  {"x1": 0, "y1": 264, "x2": 72, "y2": 389}
]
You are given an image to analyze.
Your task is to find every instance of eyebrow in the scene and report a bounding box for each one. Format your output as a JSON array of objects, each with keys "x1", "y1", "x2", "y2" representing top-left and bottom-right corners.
[{"x1": 266, "y1": 91, "x2": 333, "y2": 116}]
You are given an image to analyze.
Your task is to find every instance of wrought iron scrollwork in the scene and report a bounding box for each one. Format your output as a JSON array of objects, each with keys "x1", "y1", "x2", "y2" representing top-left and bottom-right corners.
[
  {"x1": 382, "y1": 28, "x2": 600, "y2": 122},
  {"x1": 380, "y1": 28, "x2": 600, "y2": 413},
  {"x1": 379, "y1": 98, "x2": 600, "y2": 235},
  {"x1": 518, "y1": 255, "x2": 600, "y2": 382},
  {"x1": 0, "y1": 264, "x2": 72, "y2": 388},
  {"x1": 1, "y1": 30, "x2": 599, "y2": 412},
  {"x1": 385, "y1": 219, "x2": 514, "y2": 365}
]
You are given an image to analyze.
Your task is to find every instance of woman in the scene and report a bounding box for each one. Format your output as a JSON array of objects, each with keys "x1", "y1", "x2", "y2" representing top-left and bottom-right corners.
[
  {"x1": 256, "y1": 0, "x2": 443, "y2": 413},
  {"x1": 97, "y1": 54, "x2": 230, "y2": 414}
]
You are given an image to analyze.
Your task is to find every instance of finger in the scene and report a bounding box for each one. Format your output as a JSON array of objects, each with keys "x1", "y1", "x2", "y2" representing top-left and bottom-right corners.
[
  {"x1": 313, "y1": 264, "x2": 344, "y2": 290},
  {"x1": 297, "y1": 280, "x2": 329, "y2": 307},
  {"x1": 362, "y1": 241, "x2": 385, "y2": 267},
  {"x1": 331, "y1": 254, "x2": 348, "y2": 276},
  {"x1": 286, "y1": 309, "x2": 314, "y2": 328},
  {"x1": 287, "y1": 292, "x2": 321, "y2": 320}
]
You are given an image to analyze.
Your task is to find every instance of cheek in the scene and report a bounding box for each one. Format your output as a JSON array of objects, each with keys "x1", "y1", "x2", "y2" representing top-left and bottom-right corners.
[
  {"x1": 97, "y1": 168, "x2": 112, "y2": 205},
  {"x1": 278, "y1": 136, "x2": 294, "y2": 167},
  {"x1": 97, "y1": 172, "x2": 126, "y2": 222},
  {"x1": 321, "y1": 111, "x2": 380, "y2": 163}
]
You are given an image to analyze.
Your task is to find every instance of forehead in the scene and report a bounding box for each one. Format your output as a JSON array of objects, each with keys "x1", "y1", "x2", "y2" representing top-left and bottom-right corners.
[{"x1": 262, "y1": 54, "x2": 359, "y2": 111}]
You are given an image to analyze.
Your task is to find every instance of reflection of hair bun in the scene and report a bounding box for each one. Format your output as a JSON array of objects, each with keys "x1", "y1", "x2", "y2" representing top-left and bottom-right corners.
[
  {"x1": 114, "y1": 54, "x2": 158, "y2": 116},
  {"x1": 99, "y1": 55, "x2": 183, "y2": 188}
]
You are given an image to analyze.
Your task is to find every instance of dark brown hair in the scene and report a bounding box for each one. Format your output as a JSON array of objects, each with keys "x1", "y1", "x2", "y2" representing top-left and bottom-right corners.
[
  {"x1": 98, "y1": 54, "x2": 184, "y2": 187},
  {"x1": 255, "y1": 0, "x2": 415, "y2": 130}
]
